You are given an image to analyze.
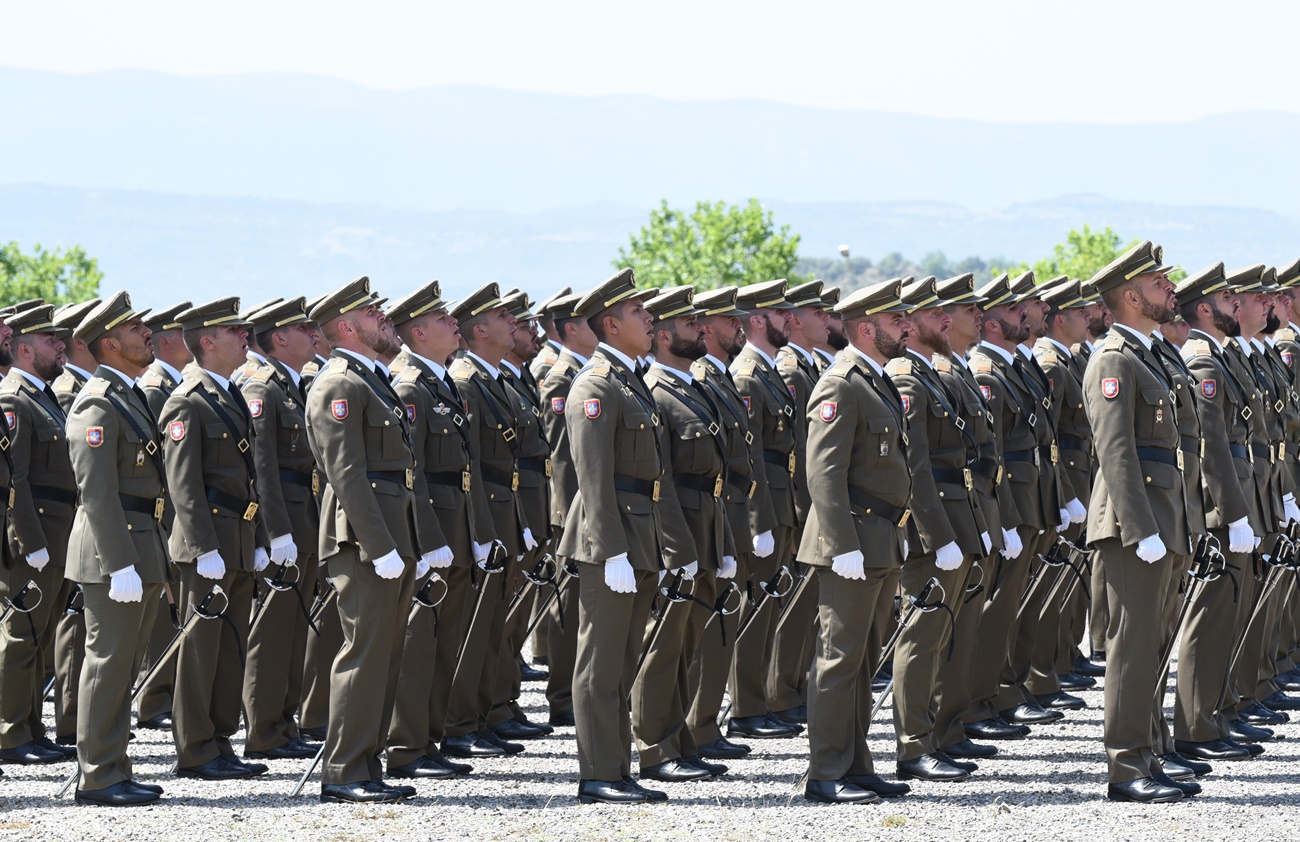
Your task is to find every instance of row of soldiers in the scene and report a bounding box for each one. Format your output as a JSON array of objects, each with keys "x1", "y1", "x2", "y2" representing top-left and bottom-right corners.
[{"x1": 2, "y1": 243, "x2": 1299, "y2": 806}]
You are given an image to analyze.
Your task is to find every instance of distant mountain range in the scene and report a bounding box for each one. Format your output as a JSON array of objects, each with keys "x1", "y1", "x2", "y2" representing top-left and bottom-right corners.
[{"x1": 2, "y1": 184, "x2": 1294, "y2": 309}]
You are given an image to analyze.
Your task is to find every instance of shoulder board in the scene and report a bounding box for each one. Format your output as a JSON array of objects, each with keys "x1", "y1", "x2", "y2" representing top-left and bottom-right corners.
[
  {"x1": 932, "y1": 355, "x2": 952, "y2": 373},
  {"x1": 83, "y1": 378, "x2": 110, "y2": 396},
  {"x1": 250, "y1": 366, "x2": 274, "y2": 382},
  {"x1": 452, "y1": 367, "x2": 472, "y2": 382},
  {"x1": 591, "y1": 358, "x2": 611, "y2": 376},
  {"x1": 322, "y1": 357, "x2": 349, "y2": 376},
  {"x1": 1276, "y1": 328, "x2": 1297, "y2": 342},
  {"x1": 735, "y1": 361, "x2": 756, "y2": 377},
  {"x1": 1183, "y1": 338, "x2": 1212, "y2": 358},
  {"x1": 239, "y1": 360, "x2": 259, "y2": 375},
  {"x1": 826, "y1": 359, "x2": 854, "y2": 379},
  {"x1": 1070, "y1": 342, "x2": 1084, "y2": 355},
  {"x1": 884, "y1": 357, "x2": 912, "y2": 376},
  {"x1": 396, "y1": 365, "x2": 421, "y2": 384},
  {"x1": 0, "y1": 378, "x2": 18, "y2": 395},
  {"x1": 53, "y1": 373, "x2": 77, "y2": 392},
  {"x1": 174, "y1": 378, "x2": 202, "y2": 395},
  {"x1": 138, "y1": 370, "x2": 164, "y2": 387},
  {"x1": 778, "y1": 353, "x2": 797, "y2": 370},
  {"x1": 300, "y1": 360, "x2": 320, "y2": 376},
  {"x1": 1034, "y1": 348, "x2": 1059, "y2": 366},
  {"x1": 971, "y1": 359, "x2": 993, "y2": 373},
  {"x1": 1103, "y1": 332, "x2": 1126, "y2": 351}
]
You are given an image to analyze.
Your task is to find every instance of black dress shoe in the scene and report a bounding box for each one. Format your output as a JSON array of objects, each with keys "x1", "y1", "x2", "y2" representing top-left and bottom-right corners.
[
  {"x1": 389, "y1": 757, "x2": 455, "y2": 779},
  {"x1": 35, "y1": 736, "x2": 77, "y2": 759},
  {"x1": 321, "y1": 780, "x2": 409, "y2": 804},
  {"x1": 1074, "y1": 655, "x2": 1106, "y2": 677},
  {"x1": 55, "y1": 734, "x2": 78, "y2": 747},
  {"x1": 640, "y1": 759, "x2": 711, "y2": 782},
  {"x1": 683, "y1": 756, "x2": 727, "y2": 777},
  {"x1": 941, "y1": 739, "x2": 998, "y2": 759},
  {"x1": 1106, "y1": 776, "x2": 1183, "y2": 803},
  {"x1": 1161, "y1": 751, "x2": 1212, "y2": 778},
  {"x1": 896, "y1": 753, "x2": 969, "y2": 781},
  {"x1": 549, "y1": 709, "x2": 576, "y2": 727},
  {"x1": 771, "y1": 705, "x2": 808, "y2": 725},
  {"x1": 136, "y1": 713, "x2": 173, "y2": 730},
  {"x1": 624, "y1": 776, "x2": 668, "y2": 802},
  {"x1": 1034, "y1": 691, "x2": 1086, "y2": 711},
  {"x1": 75, "y1": 780, "x2": 160, "y2": 806},
  {"x1": 519, "y1": 662, "x2": 549, "y2": 682},
  {"x1": 1226, "y1": 738, "x2": 1265, "y2": 757},
  {"x1": 728, "y1": 715, "x2": 797, "y2": 739},
  {"x1": 804, "y1": 777, "x2": 880, "y2": 804},
  {"x1": 964, "y1": 718, "x2": 1026, "y2": 741},
  {"x1": 1058, "y1": 671, "x2": 1097, "y2": 690},
  {"x1": 477, "y1": 728, "x2": 525, "y2": 755},
  {"x1": 1263, "y1": 690, "x2": 1300, "y2": 711},
  {"x1": 934, "y1": 750, "x2": 977, "y2": 773},
  {"x1": 493, "y1": 719, "x2": 548, "y2": 741},
  {"x1": 130, "y1": 780, "x2": 164, "y2": 794},
  {"x1": 846, "y1": 773, "x2": 910, "y2": 798},
  {"x1": 1276, "y1": 669, "x2": 1300, "y2": 691},
  {"x1": 577, "y1": 779, "x2": 651, "y2": 804},
  {"x1": 223, "y1": 755, "x2": 268, "y2": 775},
  {"x1": 1240, "y1": 702, "x2": 1287, "y2": 725},
  {"x1": 442, "y1": 733, "x2": 504, "y2": 758},
  {"x1": 1227, "y1": 719, "x2": 1274, "y2": 742},
  {"x1": 0, "y1": 740, "x2": 66, "y2": 764},
  {"x1": 427, "y1": 752, "x2": 472, "y2": 776},
  {"x1": 515, "y1": 713, "x2": 553, "y2": 734},
  {"x1": 246, "y1": 740, "x2": 318, "y2": 760},
  {"x1": 376, "y1": 778, "x2": 417, "y2": 798},
  {"x1": 1001, "y1": 703, "x2": 1063, "y2": 725},
  {"x1": 1153, "y1": 771, "x2": 1201, "y2": 797},
  {"x1": 177, "y1": 757, "x2": 258, "y2": 780},
  {"x1": 298, "y1": 726, "x2": 326, "y2": 741},
  {"x1": 996, "y1": 716, "x2": 1032, "y2": 735},
  {"x1": 765, "y1": 712, "x2": 804, "y2": 734},
  {"x1": 699, "y1": 737, "x2": 751, "y2": 759},
  {"x1": 1174, "y1": 739, "x2": 1249, "y2": 761}
]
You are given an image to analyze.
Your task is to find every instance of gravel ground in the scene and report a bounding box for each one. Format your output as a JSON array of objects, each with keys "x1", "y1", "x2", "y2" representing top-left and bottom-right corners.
[{"x1": 4, "y1": 661, "x2": 1298, "y2": 840}]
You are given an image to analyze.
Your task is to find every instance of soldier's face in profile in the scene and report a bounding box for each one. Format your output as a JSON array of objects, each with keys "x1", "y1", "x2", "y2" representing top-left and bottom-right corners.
[
  {"x1": 944, "y1": 303, "x2": 981, "y2": 350},
  {"x1": 825, "y1": 314, "x2": 847, "y2": 351},
  {"x1": 871, "y1": 312, "x2": 913, "y2": 360},
  {"x1": 1023, "y1": 297, "x2": 1048, "y2": 338},
  {"x1": 1235, "y1": 292, "x2": 1268, "y2": 337},
  {"x1": 759, "y1": 311, "x2": 789, "y2": 348},
  {"x1": 278, "y1": 323, "x2": 318, "y2": 368},
  {"x1": 987, "y1": 302, "x2": 1030, "y2": 343},
  {"x1": 0, "y1": 319, "x2": 12, "y2": 366},
  {"x1": 1208, "y1": 291, "x2": 1240, "y2": 336},
  {"x1": 352, "y1": 305, "x2": 386, "y2": 353},
  {"x1": 665, "y1": 316, "x2": 706, "y2": 360},
  {"x1": 1053, "y1": 308, "x2": 1089, "y2": 346},
  {"x1": 115, "y1": 318, "x2": 155, "y2": 368},
  {"x1": 793, "y1": 306, "x2": 830, "y2": 347},
  {"x1": 614, "y1": 298, "x2": 654, "y2": 357},
  {"x1": 423, "y1": 309, "x2": 461, "y2": 358},
  {"x1": 1134, "y1": 272, "x2": 1178, "y2": 325},
  {"x1": 913, "y1": 307, "x2": 952, "y2": 356},
  {"x1": 26, "y1": 331, "x2": 66, "y2": 381}
]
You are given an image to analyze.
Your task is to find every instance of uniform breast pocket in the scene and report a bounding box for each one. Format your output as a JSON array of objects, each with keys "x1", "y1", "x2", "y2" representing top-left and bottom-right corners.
[
  {"x1": 1140, "y1": 386, "x2": 1174, "y2": 439},
  {"x1": 622, "y1": 411, "x2": 657, "y2": 461},
  {"x1": 278, "y1": 410, "x2": 306, "y2": 452},
  {"x1": 33, "y1": 423, "x2": 66, "y2": 471},
  {"x1": 204, "y1": 423, "x2": 233, "y2": 466},
  {"x1": 676, "y1": 419, "x2": 715, "y2": 473},
  {"x1": 864, "y1": 413, "x2": 895, "y2": 466},
  {"x1": 119, "y1": 426, "x2": 150, "y2": 476},
  {"x1": 366, "y1": 406, "x2": 408, "y2": 461}
]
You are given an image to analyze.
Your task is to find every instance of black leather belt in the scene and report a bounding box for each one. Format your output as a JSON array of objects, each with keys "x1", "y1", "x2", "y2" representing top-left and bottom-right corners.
[
  {"x1": 613, "y1": 474, "x2": 662, "y2": 502},
  {"x1": 847, "y1": 487, "x2": 909, "y2": 526},
  {"x1": 931, "y1": 467, "x2": 973, "y2": 490},
  {"x1": 205, "y1": 487, "x2": 260, "y2": 520},
  {"x1": 675, "y1": 473, "x2": 724, "y2": 498},
  {"x1": 121, "y1": 493, "x2": 165, "y2": 520},
  {"x1": 724, "y1": 467, "x2": 757, "y2": 499},
  {"x1": 970, "y1": 459, "x2": 1002, "y2": 484},
  {"x1": 1229, "y1": 444, "x2": 1249, "y2": 460},
  {"x1": 1057, "y1": 434, "x2": 1091, "y2": 453},
  {"x1": 480, "y1": 465, "x2": 519, "y2": 491},
  {"x1": 1180, "y1": 436, "x2": 1200, "y2": 455},
  {"x1": 763, "y1": 449, "x2": 796, "y2": 475},
  {"x1": 366, "y1": 469, "x2": 414, "y2": 490},
  {"x1": 1004, "y1": 448, "x2": 1037, "y2": 464},
  {"x1": 1251, "y1": 443, "x2": 1273, "y2": 461},
  {"x1": 29, "y1": 484, "x2": 76, "y2": 506},
  {"x1": 517, "y1": 456, "x2": 552, "y2": 477},
  {"x1": 1134, "y1": 446, "x2": 1179, "y2": 467},
  {"x1": 426, "y1": 469, "x2": 473, "y2": 493},
  {"x1": 278, "y1": 468, "x2": 313, "y2": 487}
]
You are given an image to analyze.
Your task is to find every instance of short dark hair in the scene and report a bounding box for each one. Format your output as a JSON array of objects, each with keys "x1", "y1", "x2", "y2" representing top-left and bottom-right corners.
[
  {"x1": 183, "y1": 326, "x2": 220, "y2": 364},
  {"x1": 1100, "y1": 279, "x2": 1135, "y2": 315}
]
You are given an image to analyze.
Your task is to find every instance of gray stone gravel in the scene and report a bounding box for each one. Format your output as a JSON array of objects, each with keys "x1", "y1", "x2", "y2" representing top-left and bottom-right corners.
[{"x1": 4, "y1": 662, "x2": 1298, "y2": 840}]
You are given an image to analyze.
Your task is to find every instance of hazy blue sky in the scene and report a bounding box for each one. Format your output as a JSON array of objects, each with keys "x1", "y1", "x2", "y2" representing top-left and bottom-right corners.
[{"x1": 8, "y1": 0, "x2": 1296, "y2": 123}]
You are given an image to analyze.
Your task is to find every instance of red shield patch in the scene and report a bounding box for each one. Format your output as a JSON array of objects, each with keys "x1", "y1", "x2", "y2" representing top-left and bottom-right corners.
[
  {"x1": 742, "y1": 396, "x2": 751, "y2": 410},
  {"x1": 86, "y1": 426, "x2": 104, "y2": 447},
  {"x1": 820, "y1": 402, "x2": 837, "y2": 422},
  {"x1": 247, "y1": 399, "x2": 263, "y2": 418},
  {"x1": 551, "y1": 397, "x2": 565, "y2": 414},
  {"x1": 169, "y1": 420, "x2": 185, "y2": 441},
  {"x1": 979, "y1": 385, "x2": 991, "y2": 401},
  {"x1": 331, "y1": 399, "x2": 348, "y2": 420},
  {"x1": 1201, "y1": 379, "x2": 1216, "y2": 398},
  {"x1": 3, "y1": 412, "x2": 13, "y2": 431},
  {"x1": 1102, "y1": 378, "x2": 1120, "y2": 399},
  {"x1": 583, "y1": 399, "x2": 601, "y2": 419},
  {"x1": 406, "y1": 404, "x2": 416, "y2": 423},
  {"x1": 1284, "y1": 351, "x2": 1293, "y2": 367},
  {"x1": 901, "y1": 395, "x2": 911, "y2": 413},
  {"x1": 788, "y1": 385, "x2": 797, "y2": 399}
]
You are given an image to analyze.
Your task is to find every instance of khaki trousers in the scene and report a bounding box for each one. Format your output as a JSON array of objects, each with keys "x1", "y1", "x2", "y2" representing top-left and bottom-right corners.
[
  {"x1": 241, "y1": 553, "x2": 318, "y2": 751},
  {"x1": 728, "y1": 524, "x2": 792, "y2": 718},
  {"x1": 0, "y1": 562, "x2": 69, "y2": 748}
]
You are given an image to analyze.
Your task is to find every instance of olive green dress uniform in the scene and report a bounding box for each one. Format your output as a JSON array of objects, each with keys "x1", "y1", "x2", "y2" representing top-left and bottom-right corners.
[
  {"x1": 1083, "y1": 243, "x2": 1193, "y2": 785},
  {"x1": 798, "y1": 282, "x2": 913, "y2": 784},
  {"x1": 886, "y1": 326, "x2": 989, "y2": 762},
  {"x1": 531, "y1": 339, "x2": 564, "y2": 384},
  {"x1": 728, "y1": 285, "x2": 799, "y2": 723},
  {"x1": 240, "y1": 317, "x2": 322, "y2": 753},
  {"x1": 67, "y1": 342, "x2": 170, "y2": 792},
  {"x1": 161, "y1": 332, "x2": 272, "y2": 769},
  {"x1": 0, "y1": 313, "x2": 78, "y2": 754},
  {"x1": 305, "y1": 281, "x2": 420, "y2": 787},
  {"x1": 1272, "y1": 308, "x2": 1300, "y2": 676}
]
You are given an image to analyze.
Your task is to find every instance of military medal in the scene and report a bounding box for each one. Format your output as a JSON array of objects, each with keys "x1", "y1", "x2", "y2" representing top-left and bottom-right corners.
[
  {"x1": 136, "y1": 449, "x2": 145, "y2": 467},
  {"x1": 1155, "y1": 408, "x2": 1163, "y2": 424},
  {"x1": 880, "y1": 440, "x2": 889, "y2": 456}
]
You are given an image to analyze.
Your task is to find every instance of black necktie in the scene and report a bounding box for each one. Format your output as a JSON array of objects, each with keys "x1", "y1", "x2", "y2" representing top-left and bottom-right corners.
[
  {"x1": 42, "y1": 384, "x2": 66, "y2": 425},
  {"x1": 131, "y1": 384, "x2": 157, "y2": 425},
  {"x1": 226, "y1": 382, "x2": 252, "y2": 422},
  {"x1": 442, "y1": 371, "x2": 463, "y2": 405}
]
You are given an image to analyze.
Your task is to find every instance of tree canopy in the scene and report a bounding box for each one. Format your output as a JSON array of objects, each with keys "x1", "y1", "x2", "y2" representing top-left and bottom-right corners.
[
  {"x1": 997, "y1": 225, "x2": 1151, "y2": 283},
  {"x1": 0, "y1": 241, "x2": 103, "y2": 307}
]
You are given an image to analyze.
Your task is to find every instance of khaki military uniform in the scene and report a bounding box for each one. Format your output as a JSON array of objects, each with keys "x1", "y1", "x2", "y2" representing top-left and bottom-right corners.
[
  {"x1": 66, "y1": 368, "x2": 169, "y2": 791},
  {"x1": 530, "y1": 339, "x2": 563, "y2": 385}
]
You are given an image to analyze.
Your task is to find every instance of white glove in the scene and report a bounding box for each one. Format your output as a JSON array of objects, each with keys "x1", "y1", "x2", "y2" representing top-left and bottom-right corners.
[
  {"x1": 253, "y1": 546, "x2": 271, "y2": 572},
  {"x1": 1001, "y1": 529, "x2": 1023, "y2": 560},
  {"x1": 718, "y1": 555, "x2": 737, "y2": 579},
  {"x1": 472, "y1": 542, "x2": 490, "y2": 563},
  {"x1": 831, "y1": 549, "x2": 866, "y2": 580},
  {"x1": 1285, "y1": 493, "x2": 1300, "y2": 524},
  {"x1": 25, "y1": 547, "x2": 50, "y2": 572},
  {"x1": 196, "y1": 550, "x2": 226, "y2": 580},
  {"x1": 604, "y1": 554, "x2": 637, "y2": 593},
  {"x1": 269, "y1": 533, "x2": 298, "y2": 566},
  {"x1": 522, "y1": 527, "x2": 539, "y2": 551},
  {"x1": 980, "y1": 531, "x2": 993, "y2": 555},
  {"x1": 426, "y1": 545, "x2": 454, "y2": 569},
  {"x1": 1056, "y1": 508, "x2": 1071, "y2": 533},
  {"x1": 902, "y1": 539, "x2": 908, "y2": 558},
  {"x1": 108, "y1": 566, "x2": 144, "y2": 603},
  {"x1": 1136, "y1": 534, "x2": 1167, "y2": 564},
  {"x1": 1227, "y1": 517, "x2": 1255, "y2": 554},
  {"x1": 414, "y1": 557, "x2": 431, "y2": 579},
  {"x1": 752, "y1": 530, "x2": 775, "y2": 558},
  {"x1": 1066, "y1": 498, "x2": 1087, "y2": 524},
  {"x1": 680, "y1": 561, "x2": 699, "y2": 580},
  {"x1": 934, "y1": 541, "x2": 963, "y2": 571},
  {"x1": 373, "y1": 549, "x2": 405, "y2": 579}
]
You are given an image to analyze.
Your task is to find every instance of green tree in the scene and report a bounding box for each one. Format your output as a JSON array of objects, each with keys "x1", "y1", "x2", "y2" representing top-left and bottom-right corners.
[
  {"x1": 996, "y1": 225, "x2": 1140, "y2": 283},
  {"x1": 0, "y1": 242, "x2": 103, "y2": 307},
  {"x1": 616, "y1": 199, "x2": 809, "y2": 291}
]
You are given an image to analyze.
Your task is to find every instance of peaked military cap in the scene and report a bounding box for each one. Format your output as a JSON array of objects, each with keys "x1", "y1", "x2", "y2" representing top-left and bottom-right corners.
[
  {"x1": 976, "y1": 273, "x2": 1017, "y2": 309},
  {"x1": 785, "y1": 280, "x2": 826, "y2": 309},
  {"x1": 251, "y1": 297, "x2": 312, "y2": 334},
  {"x1": 646, "y1": 286, "x2": 705, "y2": 321},
  {"x1": 502, "y1": 289, "x2": 535, "y2": 321},
  {"x1": 536, "y1": 286, "x2": 574, "y2": 317},
  {"x1": 1276, "y1": 259, "x2": 1300, "y2": 288},
  {"x1": 1087, "y1": 240, "x2": 1176, "y2": 293},
  {"x1": 1041, "y1": 279, "x2": 1087, "y2": 311},
  {"x1": 144, "y1": 301, "x2": 192, "y2": 333},
  {"x1": 6, "y1": 304, "x2": 69, "y2": 337},
  {"x1": 177, "y1": 297, "x2": 253, "y2": 332},
  {"x1": 573, "y1": 269, "x2": 655, "y2": 320},
  {"x1": 8, "y1": 298, "x2": 46, "y2": 314},
  {"x1": 820, "y1": 286, "x2": 842, "y2": 307},
  {"x1": 694, "y1": 286, "x2": 747, "y2": 318},
  {"x1": 1008, "y1": 270, "x2": 1041, "y2": 302},
  {"x1": 75, "y1": 291, "x2": 151, "y2": 343},
  {"x1": 451, "y1": 282, "x2": 508, "y2": 321},
  {"x1": 900, "y1": 276, "x2": 954, "y2": 311},
  {"x1": 310, "y1": 276, "x2": 382, "y2": 325},
  {"x1": 240, "y1": 297, "x2": 284, "y2": 322},
  {"x1": 834, "y1": 279, "x2": 912, "y2": 319},
  {"x1": 934, "y1": 273, "x2": 986, "y2": 305},
  {"x1": 54, "y1": 298, "x2": 103, "y2": 332},
  {"x1": 735, "y1": 279, "x2": 797, "y2": 312},
  {"x1": 1260, "y1": 267, "x2": 1281, "y2": 292},
  {"x1": 544, "y1": 292, "x2": 584, "y2": 320},
  {"x1": 386, "y1": 282, "x2": 447, "y2": 326},
  {"x1": 1173, "y1": 262, "x2": 1229, "y2": 306},
  {"x1": 1227, "y1": 264, "x2": 1268, "y2": 294}
]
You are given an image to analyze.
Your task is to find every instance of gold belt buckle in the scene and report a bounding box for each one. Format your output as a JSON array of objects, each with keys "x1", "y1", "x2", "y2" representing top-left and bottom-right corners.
[
  {"x1": 996, "y1": 465, "x2": 1005, "y2": 485},
  {"x1": 898, "y1": 509, "x2": 911, "y2": 527},
  {"x1": 312, "y1": 471, "x2": 321, "y2": 495},
  {"x1": 1050, "y1": 443, "x2": 1059, "y2": 464},
  {"x1": 544, "y1": 458, "x2": 553, "y2": 478},
  {"x1": 511, "y1": 471, "x2": 519, "y2": 492},
  {"x1": 461, "y1": 471, "x2": 472, "y2": 493},
  {"x1": 1032, "y1": 449, "x2": 1040, "y2": 468},
  {"x1": 651, "y1": 480, "x2": 661, "y2": 502},
  {"x1": 1176, "y1": 449, "x2": 1185, "y2": 472},
  {"x1": 405, "y1": 468, "x2": 415, "y2": 489},
  {"x1": 1280, "y1": 443, "x2": 1288, "y2": 461},
  {"x1": 713, "y1": 475, "x2": 724, "y2": 498},
  {"x1": 963, "y1": 468, "x2": 973, "y2": 490},
  {"x1": 7, "y1": 487, "x2": 14, "y2": 508},
  {"x1": 787, "y1": 453, "x2": 796, "y2": 476},
  {"x1": 747, "y1": 480, "x2": 757, "y2": 499},
  {"x1": 243, "y1": 502, "x2": 259, "y2": 521},
  {"x1": 153, "y1": 497, "x2": 165, "y2": 520}
]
